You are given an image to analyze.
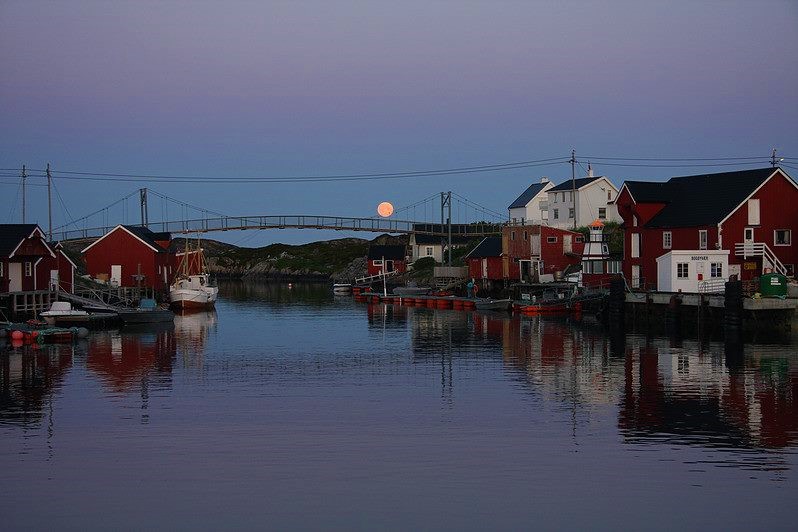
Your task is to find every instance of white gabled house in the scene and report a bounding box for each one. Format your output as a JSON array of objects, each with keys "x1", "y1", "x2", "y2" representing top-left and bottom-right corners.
[
  {"x1": 507, "y1": 177, "x2": 555, "y2": 225},
  {"x1": 546, "y1": 171, "x2": 619, "y2": 229}
]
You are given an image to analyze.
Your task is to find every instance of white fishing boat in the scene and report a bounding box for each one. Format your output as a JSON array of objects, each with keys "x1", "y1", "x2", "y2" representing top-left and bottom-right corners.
[
  {"x1": 40, "y1": 301, "x2": 90, "y2": 326},
  {"x1": 169, "y1": 240, "x2": 219, "y2": 310},
  {"x1": 332, "y1": 283, "x2": 352, "y2": 294}
]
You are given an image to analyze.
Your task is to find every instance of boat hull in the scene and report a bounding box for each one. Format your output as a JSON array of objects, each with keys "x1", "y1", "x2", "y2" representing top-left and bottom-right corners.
[
  {"x1": 169, "y1": 287, "x2": 218, "y2": 310},
  {"x1": 118, "y1": 310, "x2": 175, "y2": 324}
]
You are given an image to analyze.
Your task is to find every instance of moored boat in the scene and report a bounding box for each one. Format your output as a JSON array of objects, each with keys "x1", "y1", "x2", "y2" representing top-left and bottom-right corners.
[
  {"x1": 169, "y1": 240, "x2": 218, "y2": 310},
  {"x1": 118, "y1": 299, "x2": 174, "y2": 324},
  {"x1": 474, "y1": 298, "x2": 512, "y2": 311},
  {"x1": 333, "y1": 283, "x2": 352, "y2": 294},
  {"x1": 40, "y1": 301, "x2": 90, "y2": 326}
]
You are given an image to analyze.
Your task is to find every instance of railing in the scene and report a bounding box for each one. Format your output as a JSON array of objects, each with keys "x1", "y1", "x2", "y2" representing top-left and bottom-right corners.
[
  {"x1": 698, "y1": 278, "x2": 726, "y2": 294},
  {"x1": 734, "y1": 242, "x2": 786, "y2": 275},
  {"x1": 354, "y1": 269, "x2": 401, "y2": 285},
  {"x1": 53, "y1": 216, "x2": 505, "y2": 241}
]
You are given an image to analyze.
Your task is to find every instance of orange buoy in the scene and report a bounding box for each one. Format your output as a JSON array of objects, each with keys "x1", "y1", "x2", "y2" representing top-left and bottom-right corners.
[{"x1": 11, "y1": 330, "x2": 24, "y2": 340}]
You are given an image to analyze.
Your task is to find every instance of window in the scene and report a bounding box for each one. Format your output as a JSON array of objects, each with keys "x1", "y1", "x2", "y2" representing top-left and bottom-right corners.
[
  {"x1": 547, "y1": 236, "x2": 558, "y2": 244},
  {"x1": 598, "y1": 207, "x2": 606, "y2": 219},
  {"x1": 710, "y1": 262, "x2": 723, "y2": 278},
  {"x1": 582, "y1": 261, "x2": 592, "y2": 274},
  {"x1": 24, "y1": 261, "x2": 32, "y2": 277},
  {"x1": 607, "y1": 261, "x2": 622, "y2": 274},
  {"x1": 774, "y1": 229, "x2": 792, "y2": 246},
  {"x1": 373, "y1": 259, "x2": 383, "y2": 266},
  {"x1": 568, "y1": 208, "x2": 575, "y2": 219},
  {"x1": 744, "y1": 227, "x2": 754, "y2": 241},
  {"x1": 747, "y1": 199, "x2": 760, "y2": 225},
  {"x1": 512, "y1": 217, "x2": 517, "y2": 224},
  {"x1": 633, "y1": 216, "x2": 638, "y2": 227},
  {"x1": 553, "y1": 209, "x2": 559, "y2": 219},
  {"x1": 511, "y1": 231, "x2": 516, "y2": 241},
  {"x1": 785, "y1": 264, "x2": 795, "y2": 276},
  {"x1": 677, "y1": 263, "x2": 689, "y2": 279},
  {"x1": 591, "y1": 261, "x2": 604, "y2": 274},
  {"x1": 561, "y1": 192, "x2": 566, "y2": 202},
  {"x1": 575, "y1": 236, "x2": 584, "y2": 243},
  {"x1": 523, "y1": 231, "x2": 528, "y2": 241},
  {"x1": 663, "y1": 231, "x2": 672, "y2": 249},
  {"x1": 607, "y1": 190, "x2": 612, "y2": 201},
  {"x1": 631, "y1": 233, "x2": 640, "y2": 258},
  {"x1": 699, "y1": 230, "x2": 708, "y2": 250},
  {"x1": 425, "y1": 246, "x2": 433, "y2": 256}
]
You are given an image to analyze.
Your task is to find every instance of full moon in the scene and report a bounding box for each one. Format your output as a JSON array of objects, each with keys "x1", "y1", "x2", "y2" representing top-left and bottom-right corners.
[{"x1": 377, "y1": 202, "x2": 394, "y2": 217}]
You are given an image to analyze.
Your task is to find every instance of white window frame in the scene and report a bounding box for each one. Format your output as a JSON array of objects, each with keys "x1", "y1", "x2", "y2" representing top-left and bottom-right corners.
[
  {"x1": 663, "y1": 231, "x2": 672, "y2": 250},
  {"x1": 699, "y1": 230, "x2": 708, "y2": 250},
  {"x1": 631, "y1": 233, "x2": 640, "y2": 258},
  {"x1": 774, "y1": 229, "x2": 792, "y2": 246},
  {"x1": 575, "y1": 236, "x2": 584, "y2": 243},
  {"x1": 710, "y1": 262, "x2": 723, "y2": 278},
  {"x1": 372, "y1": 259, "x2": 383, "y2": 266},
  {"x1": 598, "y1": 207, "x2": 607, "y2": 220},
  {"x1": 425, "y1": 246, "x2": 434, "y2": 256},
  {"x1": 24, "y1": 261, "x2": 32, "y2": 277},
  {"x1": 547, "y1": 236, "x2": 558, "y2": 244},
  {"x1": 568, "y1": 208, "x2": 575, "y2": 219},
  {"x1": 677, "y1": 262, "x2": 689, "y2": 279},
  {"x1": 747, "y1": 199, "x2": 760, "y2": 225},
  {"x1": 553, "y1": 209, "x2": 559, "y2": 220}
]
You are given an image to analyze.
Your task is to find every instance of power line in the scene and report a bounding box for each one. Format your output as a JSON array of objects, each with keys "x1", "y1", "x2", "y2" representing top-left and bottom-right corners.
[{"x1": 580, "y1": 155, "x2": 772, "y2": 161}]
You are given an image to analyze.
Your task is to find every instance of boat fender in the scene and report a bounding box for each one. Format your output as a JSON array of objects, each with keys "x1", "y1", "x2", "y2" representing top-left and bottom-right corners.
[{"x1": 11, "y1": 330, "x2": 24, "y2": 341}]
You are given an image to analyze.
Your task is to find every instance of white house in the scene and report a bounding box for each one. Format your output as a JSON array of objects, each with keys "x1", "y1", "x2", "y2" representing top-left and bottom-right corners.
[
  {"x1": 656, "y1": 249, "x2": 730, "y2": 292},
  {"x1": 507, "y1": 177, "x2": 555, "y2": 225},
  {"x1": 409, "y1": 233, "x2": 475, "y2": 263},
  {"x1": 546, "y1": 171, "x2": 619, "y2": 229}
]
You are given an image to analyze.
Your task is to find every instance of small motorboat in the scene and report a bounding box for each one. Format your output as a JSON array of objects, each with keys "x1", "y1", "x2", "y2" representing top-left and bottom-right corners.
[
  {"x1": 393, "y1": 286, "x2": 430, "y2": 296},
  {"x1": 474, "y1": 298, "x2": 512, "y2": 311},
  {"x1": 118, "y1": 299, "x2": 174, "y2": 325},
  {"x1": 332, "y1": 283, "x2": 352, "y2": 294},
  {"x1": 40, "y1": 301, "x2": 90, "y2": 326}
]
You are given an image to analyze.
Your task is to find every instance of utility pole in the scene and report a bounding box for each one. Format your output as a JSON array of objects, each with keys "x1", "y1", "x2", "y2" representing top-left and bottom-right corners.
[
  {"x1": 21, "y1": 165, "x2": 26, "y2": 224},
  {"x1": 139, "y1": 188, "x2": 149, "y2": 227},
  {"x1": 771, "y1": 148, "x2": 780, "y2": 167},
  {"x1": 46, "y1": 163, "x2": 53, "y2": 241},
  {"x1": 570, "y1": 149, "x2": 577, "y2": 230}
]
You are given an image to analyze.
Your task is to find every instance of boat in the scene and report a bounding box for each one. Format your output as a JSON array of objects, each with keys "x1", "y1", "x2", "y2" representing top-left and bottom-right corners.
[
  {"x1": 474, "y1": 298, "x2": 512, "y2": 311},
  {"x1": 118, "y1": 299, "x2": 174, "y2": 324},
  {"x1": 332, "y1": 283, "x2": 352, "y2": 294},
  {"x1": 169, "y1": 240, "x2": 219, "y2": 310},
  {"x1": 40, "y1": 301, "x2": 90, "y2": 326},
  {"x1": 511, "y1": 282, "x2": 580, "y2": 316},
  {"x1": 393, "y1": 285, "x2": 430, "y2": 296}
]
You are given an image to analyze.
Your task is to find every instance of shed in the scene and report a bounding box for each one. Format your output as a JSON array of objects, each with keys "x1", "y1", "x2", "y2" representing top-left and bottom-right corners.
[{"x1": 656, "y1": 250, "x2": 729, "y2": 293}]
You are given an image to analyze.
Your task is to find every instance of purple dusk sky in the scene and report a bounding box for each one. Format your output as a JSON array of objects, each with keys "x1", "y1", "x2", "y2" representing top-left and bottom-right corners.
[{"x1": 1, "y1": 0, "x2": 796, "y2": 244}]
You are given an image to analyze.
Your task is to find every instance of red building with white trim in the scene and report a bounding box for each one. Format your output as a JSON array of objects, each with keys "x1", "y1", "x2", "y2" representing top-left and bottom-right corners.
[
  {"x1": 0, "y1": 224, "x2": 75, "y2": 293},
  {"x1": 616, "y1": 167, "x2": 798, "y2": 289},
  {"x1": 465, "y1": 236, "x2": 504, "y2": 290},
  {"x1": 503, "y1": 224, "x2": 585, "y2": 282},
  {"x1": 366, "y1": 245, "x2": 408, "y2": 277},
  {"x1": 82, "y1": 225, "x2": 173, "y2": 290}
]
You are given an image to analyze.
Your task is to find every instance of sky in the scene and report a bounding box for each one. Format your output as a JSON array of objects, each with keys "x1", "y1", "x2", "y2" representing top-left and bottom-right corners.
[{"x1": 1, "y1": 0, "x2": 797, "y2": 245}]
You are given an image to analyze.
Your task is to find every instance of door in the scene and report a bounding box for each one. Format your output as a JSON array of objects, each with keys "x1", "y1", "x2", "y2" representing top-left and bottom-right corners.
[
  {"x1": 111, "y1": 264, "x2": 122, "y2": 286},
  {"x1": 50, "y1": 269, "x2": 59, "y2": 291},
  {"x1": 385, "y1": 260, "x2": 394, "y2": 273},
  {"x1": 8, "y1": 262, "x2": 22, "y2": 291},
  {"x1": 531, "y1": 234, "x2": 541, "y2": 256},
  {"x1": 632, "y1": 265, "x2": 641, "y2": 288},
  {"x1": 481, "y1": 259, "x2": 488, "y2": 278},
  {"x1": 563, "y1": 235, "x2": 572, "y2": 254}
]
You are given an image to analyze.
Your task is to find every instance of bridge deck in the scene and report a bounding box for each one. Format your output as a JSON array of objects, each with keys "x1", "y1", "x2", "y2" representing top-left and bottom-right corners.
[{"x1": 54, "y1": 215, "x2": 504, "y2": 241}]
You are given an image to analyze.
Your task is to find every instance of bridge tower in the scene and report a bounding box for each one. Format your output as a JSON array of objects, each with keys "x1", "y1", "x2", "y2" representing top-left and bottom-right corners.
[
  {"x1": 440, "y1": 191, "x2": 452, "y2": 266},
  {"x1": 139, "y1": 188, "x2": 149, "y2": 227}
]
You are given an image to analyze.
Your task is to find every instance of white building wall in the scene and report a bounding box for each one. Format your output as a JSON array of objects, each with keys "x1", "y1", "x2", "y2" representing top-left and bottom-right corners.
[
  {"x1": 546, "y1": 177, "x2": 619, "y2": 229},
  {"x1": 655, "y1": 250, "x2": 730, "y2": 292},
  {"x1": 509, "y1": 181, "x2": 554, "y2": 225}
]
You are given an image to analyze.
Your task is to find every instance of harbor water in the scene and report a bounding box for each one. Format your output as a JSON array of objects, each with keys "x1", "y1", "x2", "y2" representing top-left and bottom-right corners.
[{"x1": 2, "y1": 281, "x2": 796, "y2": 530}]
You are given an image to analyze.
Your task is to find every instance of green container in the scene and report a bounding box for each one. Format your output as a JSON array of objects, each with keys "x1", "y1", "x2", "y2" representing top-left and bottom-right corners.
[{"x1": 759, "y1": 273, "x2": 788, "y2": 297}]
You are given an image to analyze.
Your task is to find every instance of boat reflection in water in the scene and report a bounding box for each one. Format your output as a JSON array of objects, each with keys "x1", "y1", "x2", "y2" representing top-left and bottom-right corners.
[{"x1": 174, "y1": 310, "x2": 218, "y2": 369}]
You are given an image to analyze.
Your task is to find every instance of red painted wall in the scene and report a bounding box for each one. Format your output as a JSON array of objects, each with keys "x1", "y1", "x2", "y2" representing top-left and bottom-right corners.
[
  {"x1": 36, "y1": 251, "x2": 75, "y2": 293},
  {"x1": 719, "y1": 171, "x2": 798, "y2": 278},
  {"x1": 84, "y1": 228, "x2": 172, "y2": 289},
  {"x1": 1, "y1": 234, "x2": 54, "y2": 292},
  {"x1": 539, "y1": 226, "x2": 585, "y2": 275},
  {"x1": 468, "y1": 257, "x2": 503, "y2": 280},
  {"x1": 367, "y1": 259, "x2": 407, "y2": 277}
]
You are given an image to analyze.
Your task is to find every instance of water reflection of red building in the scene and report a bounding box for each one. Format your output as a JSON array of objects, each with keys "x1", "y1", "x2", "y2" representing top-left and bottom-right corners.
[
  {"x1": 0, "y1": 346, "x2": 74, "y2": 425},
  {"x1": 86, "y1": 328, "x2": 176, "y2": 392}
]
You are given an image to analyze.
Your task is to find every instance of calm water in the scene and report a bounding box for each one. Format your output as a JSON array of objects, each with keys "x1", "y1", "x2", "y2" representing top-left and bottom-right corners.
[{"x1": 2, "y1": 281, "x2": 796, "y2": 531}]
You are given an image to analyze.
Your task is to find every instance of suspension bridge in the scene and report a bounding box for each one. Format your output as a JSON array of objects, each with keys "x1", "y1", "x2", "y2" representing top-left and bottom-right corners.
[{"x1": 43, "y1": 188, "x2": 507, "y2": 242}]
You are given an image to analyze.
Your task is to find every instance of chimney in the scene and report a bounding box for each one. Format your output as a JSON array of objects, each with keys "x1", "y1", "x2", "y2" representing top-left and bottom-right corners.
[
  {"x1": 587, "y1": 163, "x2": 594, "y2": 178},
  {"x1": 540, "y1": 176, "x2": 550, "y2": 184}
]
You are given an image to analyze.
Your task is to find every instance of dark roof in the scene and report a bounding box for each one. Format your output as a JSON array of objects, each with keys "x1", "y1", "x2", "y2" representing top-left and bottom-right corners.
[
  {"x1": 548, "y1": 176, "x2": 603, "y2": 192},
  {"x1": 413, "y1": 234, "x2": 474, "y2": 245},
  {"x1": 635, "y1": 168, "x2": 778, "y2": 228},
  {"x1": 508, "y1": 182, "x2": 548, "y2": 209},
  {"x1": 411, "y1": 223, "x2": 501, "y2": 235},
  {"x1": 0, "y1": 224, "x2": 40, "y2": 256},
  {"x1": 465, "y1": 237, "x2": 502, "y2": 259},
  {"x1": 122, "y1": 225, "x2": 171, "y2": 251},
  {"x1": 367, "y1": 245, "x2": 406, "y2": 260},
  {"x1": 622, "y1": 181, "x2": 671, "y2": 203}
]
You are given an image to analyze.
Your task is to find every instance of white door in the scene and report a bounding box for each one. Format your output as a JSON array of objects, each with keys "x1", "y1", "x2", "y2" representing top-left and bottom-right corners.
[
  {"x1": 632, "y1": 265, "x2": 641, "y2": 288},
  {"x1": 111, "y1": 265, "x2": 122, "y2": 286},
  {"x1": 531, "y1": 234, "x2": 541, "y2": 256},
  {"x1": 481, "y1": 259, "x2": 488, "y2": 278},
  {"x1": 563, "y1": 235, "x2": 572, "y2": 254},
  {"x1": 50, "y1": 269, "x2": 59, "y2": 291},
  {"x1": 8, "y1": 262, "x2": 22, "y2": 291}
]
